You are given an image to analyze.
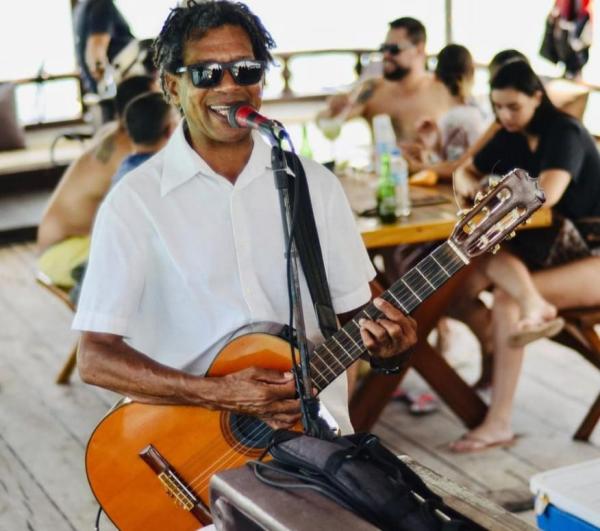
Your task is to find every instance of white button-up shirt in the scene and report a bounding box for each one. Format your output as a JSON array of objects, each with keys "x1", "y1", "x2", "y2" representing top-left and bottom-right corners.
[{"x1": 73, "y1": 122, "x2": 375, "y2": 433}]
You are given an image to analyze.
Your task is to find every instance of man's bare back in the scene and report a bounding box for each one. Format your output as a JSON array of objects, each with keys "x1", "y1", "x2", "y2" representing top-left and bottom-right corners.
[{"x1": 37, "y1": 122, "x2": 132, "y2": 252}]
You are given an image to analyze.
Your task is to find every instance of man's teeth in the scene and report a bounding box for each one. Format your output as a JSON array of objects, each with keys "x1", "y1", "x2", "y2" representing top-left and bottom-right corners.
[{"x1": 210, "y1": 105, "x2": 231, "y2": 116}]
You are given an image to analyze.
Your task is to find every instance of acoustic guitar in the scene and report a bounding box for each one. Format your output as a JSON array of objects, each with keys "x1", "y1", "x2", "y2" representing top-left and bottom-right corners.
[{"x1": 85, "y1": 168, "x2": 544, "y2": 530}]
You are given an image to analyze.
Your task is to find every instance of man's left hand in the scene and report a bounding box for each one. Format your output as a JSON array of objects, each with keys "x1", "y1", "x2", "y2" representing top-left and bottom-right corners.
[{"x1": 359, "y1": 297, "x2": 417, "y2": 360}]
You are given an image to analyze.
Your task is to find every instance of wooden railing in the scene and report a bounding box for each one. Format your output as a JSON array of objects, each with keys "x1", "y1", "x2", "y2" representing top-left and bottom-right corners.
[{"x1": 5, "y1": 48, "x2": 600, "y2": 130}]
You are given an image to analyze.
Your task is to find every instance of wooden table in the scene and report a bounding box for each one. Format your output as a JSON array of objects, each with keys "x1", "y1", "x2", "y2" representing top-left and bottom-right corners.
[{"x1": 341, "y1": 175, "x2": 552, "y2": 431}]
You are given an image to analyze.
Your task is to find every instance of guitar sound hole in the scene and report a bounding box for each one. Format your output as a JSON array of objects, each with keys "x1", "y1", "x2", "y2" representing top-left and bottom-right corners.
[{"x1": 228, "y1": 414, "x2": 273, "y2": 449}]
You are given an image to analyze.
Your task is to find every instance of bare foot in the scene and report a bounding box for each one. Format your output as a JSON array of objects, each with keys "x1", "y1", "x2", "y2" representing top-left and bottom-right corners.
[
  {"x1": 519, "y1": 296, "x2": 557, "y2": 329},
  {"x1": 449, "y1": 423, "x2": 516, "y2": 453},
  {"x1": 508, "y1": 298, "x2": 564, "y2": 347}
]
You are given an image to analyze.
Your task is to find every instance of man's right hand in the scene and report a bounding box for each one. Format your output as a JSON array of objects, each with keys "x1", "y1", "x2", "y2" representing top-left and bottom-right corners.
[{"x1": 206, "y1": 367, "x2": 301, "y2": 430}]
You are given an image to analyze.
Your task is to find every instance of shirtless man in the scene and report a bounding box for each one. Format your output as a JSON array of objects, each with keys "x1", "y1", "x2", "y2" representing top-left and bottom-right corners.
[
  {"x1": 37, "y1": 75, "x2": 157, "y2": 288},
  {"x1": 319, "y1": 17, "x2": 453, "y2": 142}
]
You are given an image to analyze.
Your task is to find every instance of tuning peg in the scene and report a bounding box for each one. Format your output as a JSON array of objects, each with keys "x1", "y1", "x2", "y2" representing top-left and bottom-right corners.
[
  {"x1": 456, "y1": 209, "x2": 468, "y2": 219},
  {"x1": 525, "y1": 218, "x2": 532, "y2": 225},
  {"x1": 474, "y1": 191, "x2": 484, "y2": 204},
  {"x1": 491, "y1": 244, "x2": 501, "y2": 255},
  {"x1": 506, "y1": 231, "x2": 516, "y2": 240}
]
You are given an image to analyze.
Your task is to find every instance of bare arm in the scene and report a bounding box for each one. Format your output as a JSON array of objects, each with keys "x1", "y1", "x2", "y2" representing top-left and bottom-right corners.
[
  {"x1": 538, "y1": 169, "x2": 571, "y2": 207},
  {"x1": 317, "y1": 93, "x2": 366, "y2": 123},
  {"x1": 404, "y1": 122, "x2": 501, "y2": 180},
  {"x1": 78, "y1": 331, "x2": 300, "y2": 428},
  {"x1": 453, "y1": 157, "x2": 484, "y2": 209},
  {"x1": 85, "y1": 33, "x2": 111, "y2": 80}
]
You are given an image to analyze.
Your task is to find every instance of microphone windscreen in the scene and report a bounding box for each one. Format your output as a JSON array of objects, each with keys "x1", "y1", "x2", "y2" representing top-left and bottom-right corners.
[{"x1": 227, "y1": 103, "x2": 257, "y2": 129}]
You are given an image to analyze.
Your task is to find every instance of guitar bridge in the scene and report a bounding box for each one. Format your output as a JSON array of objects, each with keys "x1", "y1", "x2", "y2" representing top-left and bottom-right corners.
[
  {"x1": 139, "y1": 445, "x2": 211, "y2": 524},
  {"x1": 158, "y1": 471, "x2": 195, "y2": 511}
]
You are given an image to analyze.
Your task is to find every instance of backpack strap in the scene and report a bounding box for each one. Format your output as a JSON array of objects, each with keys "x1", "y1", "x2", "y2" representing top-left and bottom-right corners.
[{"x1": 283, "y1": 151, "x2": 338, "y2": 339}]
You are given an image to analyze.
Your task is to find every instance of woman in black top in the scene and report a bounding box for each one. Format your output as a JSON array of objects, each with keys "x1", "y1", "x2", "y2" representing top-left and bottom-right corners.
[{"x1": 450, "y1": 60, "x2": 600, "y2": 452}]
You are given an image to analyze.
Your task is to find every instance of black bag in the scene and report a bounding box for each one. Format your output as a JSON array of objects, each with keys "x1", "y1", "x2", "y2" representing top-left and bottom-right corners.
[
  {"x1": 540, "y1": 15, "x2": 559, "y2": 63},
  {"x1": 250, "y1": 431, "x2": 482, "y2": 531}
]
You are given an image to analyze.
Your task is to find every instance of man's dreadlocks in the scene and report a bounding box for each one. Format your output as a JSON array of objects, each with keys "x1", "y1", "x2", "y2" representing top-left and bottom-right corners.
[{"x1": 153, "y1": 0, "x2": 276, "y2": 96}]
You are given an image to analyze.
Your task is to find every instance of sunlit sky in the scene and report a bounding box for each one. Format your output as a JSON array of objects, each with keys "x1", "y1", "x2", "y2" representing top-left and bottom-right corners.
[{"x1": 2, "y1": 0, "x2": 599, "y2": 126}]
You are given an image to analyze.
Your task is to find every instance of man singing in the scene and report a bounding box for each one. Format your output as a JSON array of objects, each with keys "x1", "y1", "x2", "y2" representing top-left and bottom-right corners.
[{"x1": 74, "y1": 0, "x2": 416, "y2": 436}]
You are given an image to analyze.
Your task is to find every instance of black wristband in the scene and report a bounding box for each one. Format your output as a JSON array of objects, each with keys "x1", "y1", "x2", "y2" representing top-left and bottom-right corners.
[{"x1": 368, "y1": 348, "x2": 414, "y2": 375}]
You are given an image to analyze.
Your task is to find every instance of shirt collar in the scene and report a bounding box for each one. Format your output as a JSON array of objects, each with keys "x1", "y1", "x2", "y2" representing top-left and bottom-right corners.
[{"x1": 160, "y1": 120, "x2": 271, "y2": 196}]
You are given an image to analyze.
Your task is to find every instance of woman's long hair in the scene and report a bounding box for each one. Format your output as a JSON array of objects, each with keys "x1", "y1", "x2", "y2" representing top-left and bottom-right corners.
[
  {"x1": 435, "y1": 44, "x2": 474, "y2": 102},
  {"x1": 490, "y1": 60, "x2": 563, "y2": 135}
]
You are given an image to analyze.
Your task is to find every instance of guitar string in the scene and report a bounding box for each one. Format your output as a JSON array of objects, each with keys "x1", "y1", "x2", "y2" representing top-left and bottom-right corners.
[
  {"x1": 184, "y1": 249, "x2": 466, "y2": 492},
  {"x1": 183, "y1": 248, "x2": 465, "y2": 491},
  {"x1": 309, "y1": 248, "x2": 464, "y2": 380}
]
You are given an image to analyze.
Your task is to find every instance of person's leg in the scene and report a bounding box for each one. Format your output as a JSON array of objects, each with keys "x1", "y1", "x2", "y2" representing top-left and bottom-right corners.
[
  {"x1": 483, "y1": 252, "x2": 558, "y2": 328},
  {"x1": 534, "y1": 257, "x2": 600, "y2": 309},
  {"x1": 450, "y1": 288, "x2": 522, "y2": 452},
  {"x1": 444, "y1": 265, "x2": 494, "y2": 387}
]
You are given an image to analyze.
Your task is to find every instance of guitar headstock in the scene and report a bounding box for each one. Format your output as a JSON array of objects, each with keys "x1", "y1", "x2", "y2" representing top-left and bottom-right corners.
[{"x1": 450, "y1": 168, "x2": 545, "y2": 258}]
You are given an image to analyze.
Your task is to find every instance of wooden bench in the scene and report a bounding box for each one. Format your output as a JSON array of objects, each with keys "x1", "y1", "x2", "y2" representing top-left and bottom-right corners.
[{"x1": 555, "y1": 306, "x2": 600, "y2": 441}]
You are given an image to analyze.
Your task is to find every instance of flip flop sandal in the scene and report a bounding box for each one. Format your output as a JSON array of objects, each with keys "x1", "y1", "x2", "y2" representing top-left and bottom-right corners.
[
  {"x1": 507, "y1": 317, "x2": 565, "y2": 348},
  {"x1": 449, "y1": 433, "x2": 518, "y2": 453},
  {"x1": 392, "y1": 389, "x2": 439, "y2": 416}
]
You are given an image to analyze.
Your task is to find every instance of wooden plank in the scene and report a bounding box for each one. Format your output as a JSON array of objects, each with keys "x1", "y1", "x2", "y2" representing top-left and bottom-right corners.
[
  {"x1": 374, "y1": 401, "x2": 540, "y2": 510},
  {"x1": 0, "y1": 355, "x2": 98, "y2": 529},
  {"x1": 400, "y1": 456, "x2": 534, "y2": 530},
  {"x1": 0, "y1": 435, "x2": 76, "y2": 531}
]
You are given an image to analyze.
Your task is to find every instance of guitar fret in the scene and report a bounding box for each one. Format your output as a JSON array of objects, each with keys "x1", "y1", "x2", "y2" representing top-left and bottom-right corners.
[
  {"x1": 401, "y1": 278, "x2": 422, "y2": 302},
  {"x1": 320, "y1": 344, "x2": 346, "y2": 370},
  {"x1": 309, "y1": 361, "x2": 329, "y2": 383},
  {"x1": 431, "y1": 255, "x2": 450, "y2": 277},
  {"x1": 415, "y1": 265, "x2": 436, "y2": 289},
  {"x1": 332, "y1": 336, "x2": 354, "y2": 360},
  {"x1": 341, "y1": 328, "x2": 362, "y2": 351},
  {"x1": 386, "y1": 290, "x2": 408, "y2": 313}
]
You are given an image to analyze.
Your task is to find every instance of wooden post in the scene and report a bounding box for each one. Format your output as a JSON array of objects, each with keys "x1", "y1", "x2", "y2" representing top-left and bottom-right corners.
[{"x1": 445, "y1": 0, "x2": 453, "y2": 44}]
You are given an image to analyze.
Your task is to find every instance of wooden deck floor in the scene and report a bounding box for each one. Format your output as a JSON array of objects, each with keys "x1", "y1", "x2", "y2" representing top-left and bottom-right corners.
[{"x1": 1, "y1": 242, "x2": 598, "y2": 530}]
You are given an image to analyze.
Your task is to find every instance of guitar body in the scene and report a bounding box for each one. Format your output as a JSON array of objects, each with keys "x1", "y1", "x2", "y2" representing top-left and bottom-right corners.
[{"x1": 85, "y1": 324, "x2": 295, "y2": 531}]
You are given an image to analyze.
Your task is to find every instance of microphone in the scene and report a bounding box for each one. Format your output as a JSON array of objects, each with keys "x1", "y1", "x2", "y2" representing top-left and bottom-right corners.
[{"x1": 227, "y1": 103, "x2": 286, "y2": 140}]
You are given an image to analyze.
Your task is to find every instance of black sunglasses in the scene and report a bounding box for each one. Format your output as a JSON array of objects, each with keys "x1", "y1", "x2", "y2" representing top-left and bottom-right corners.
[
  {"x1": 378, "y1": 43, "x2": 413, "y2": 56},
  {"x1": 176, "y1": 59, "x2": 266, "y2": 88}
]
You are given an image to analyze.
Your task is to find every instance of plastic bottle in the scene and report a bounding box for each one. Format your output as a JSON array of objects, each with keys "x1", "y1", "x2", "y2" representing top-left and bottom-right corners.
[
  {"x1": 372, "y1": 114, "x2": 396, "y2": 176},
  {"x1": 390, "y1": 147, "x2": 411, "y2": 217},
  {"x1": 299, "y1": 123, "x2": 313, "y2": 159},
  {"x1": 376, "y1": 152, "x2": 397, "y2": 224}
]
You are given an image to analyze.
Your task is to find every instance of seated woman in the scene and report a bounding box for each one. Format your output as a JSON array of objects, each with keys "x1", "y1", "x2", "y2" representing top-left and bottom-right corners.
[
  {"x1": 403, "y1": 44, "x2": 489, "y2": 179},
  {"x1": 450, "y1": 59, "x2": 600, "y2": 452}
]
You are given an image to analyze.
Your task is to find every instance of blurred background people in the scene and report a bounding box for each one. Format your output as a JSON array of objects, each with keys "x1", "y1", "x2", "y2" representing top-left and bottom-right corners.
[
  {"x1": 73, "y1": 0, "x2": 134, "y2": 94},
  {"x1": 540, "y1": 0, "x2": 594, "y2": 80},
  {"x1": 402, "y1": 43, "x2": 489, "y2": 179},
  {"x1": 450, "y1": 59, "x2": 600, "y2": 452},
  {"x1": 317, "y1": 17, "x2": 453, "y2": 143},
  {"x1": 111, "y1": 91, "x2": 179, "y2": 187},
  {"x1": 36, "y1": 75, "x2": 158, "y2": 294}
]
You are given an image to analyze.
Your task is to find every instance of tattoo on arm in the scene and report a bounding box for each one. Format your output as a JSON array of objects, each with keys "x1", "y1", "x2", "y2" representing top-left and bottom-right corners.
[{"x1": 95, "y1": 135, "x2": 116, "y2": 164}]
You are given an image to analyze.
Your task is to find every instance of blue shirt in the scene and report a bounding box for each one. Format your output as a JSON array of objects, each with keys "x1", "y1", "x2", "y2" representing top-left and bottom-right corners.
[{"x1": 111, "y1": 152, "x2": 154, "y2": 187}]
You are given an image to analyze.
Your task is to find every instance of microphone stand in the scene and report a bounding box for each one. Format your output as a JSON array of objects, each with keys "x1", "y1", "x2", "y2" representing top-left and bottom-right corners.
[{"x1": 264, "y1": 127, "x2": 330, "y2": 439}]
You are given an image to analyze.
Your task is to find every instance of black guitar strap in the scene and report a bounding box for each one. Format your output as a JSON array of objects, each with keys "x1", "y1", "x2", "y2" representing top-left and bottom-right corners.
[{"x1": 284, "y1": 151, "x2": 339, "y2": 339}]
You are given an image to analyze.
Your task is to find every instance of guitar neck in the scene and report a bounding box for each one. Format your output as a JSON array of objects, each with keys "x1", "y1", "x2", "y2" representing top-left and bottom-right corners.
[{"x1": 311, "y1": 240, "x2": 468, "y2": 392}]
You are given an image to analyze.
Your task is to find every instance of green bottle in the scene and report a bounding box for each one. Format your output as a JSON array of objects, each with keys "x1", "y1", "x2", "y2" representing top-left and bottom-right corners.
[
  {"x1": 376, "y1": 152, "x2": 397, "y2": 224},
  {"x1": 299, "y1": 123, "x2": 313, "y2": 159}
]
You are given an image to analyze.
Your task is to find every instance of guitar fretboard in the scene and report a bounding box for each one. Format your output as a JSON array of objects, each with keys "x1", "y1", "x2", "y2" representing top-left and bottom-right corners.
[{"x1": 310, "y1": 241, "x2": 467, "y2": 391}]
